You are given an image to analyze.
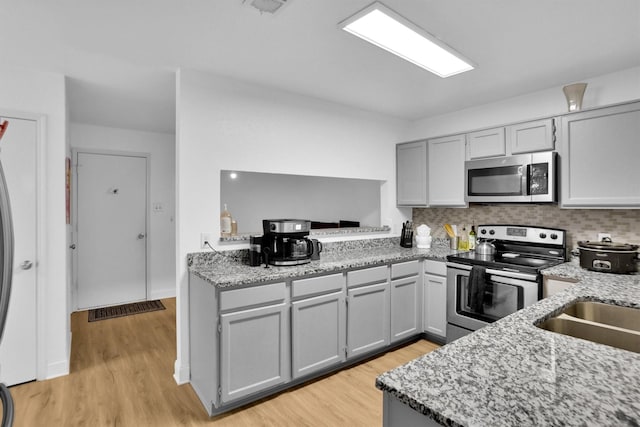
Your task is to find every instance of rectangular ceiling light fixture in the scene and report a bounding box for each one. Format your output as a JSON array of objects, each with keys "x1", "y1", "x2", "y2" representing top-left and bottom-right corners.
[{"x1": 339, "y1": 2, "x2": 475, "y2": 78}]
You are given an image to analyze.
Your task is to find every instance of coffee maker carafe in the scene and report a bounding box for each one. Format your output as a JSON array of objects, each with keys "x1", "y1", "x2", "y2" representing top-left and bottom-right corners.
[{"x1": 262, "y1": 219, "x2": 313, "y2": 266}]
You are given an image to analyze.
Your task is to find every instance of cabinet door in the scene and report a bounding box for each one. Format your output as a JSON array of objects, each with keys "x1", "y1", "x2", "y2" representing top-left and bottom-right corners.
[
  {"x1": 467, "y1": 127, "x2": 506, "y2": 159},
  {"x1": 347, "y1": 282, "x2": 390, "y2": 358},
  {"x1": 396, "y1": 141, "x2": 428, "y2": 206},
  {"x1": 508, "y1": 118, "x2": 555, "y2": 154},
  {"x1": 291, "y1": 291, "x2": 346, "y2": 379},
  {"x1": 427, "y1": 134, "x2": 467, "y2": 207},
  {"x1": 543, "y1": 277, "x2": 578, "y2": 298},
  {"x1": 423, "y1": 273, "x2": 447, "y2": 338},
  {"x1": 220, "y1": 303, "x2": 289, "y2": 403},
  {"x1": 390, "y1": 275, "x2": 421, "y2": 343},
  {"x1": 560, "y1": 102, "x2": 640, "y2": 207}
]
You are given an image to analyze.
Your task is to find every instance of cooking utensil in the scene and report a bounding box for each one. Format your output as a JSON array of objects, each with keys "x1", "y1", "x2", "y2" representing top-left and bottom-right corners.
[
  {"x1": 475, "y1": 240, "x2": 496, "y2": 256},
  {"x1": 444, "y1": 224, "x2": 455, "y2": 238},
  {"x1": 577, "y1": 240, "x2": 639, "y2": 274}
]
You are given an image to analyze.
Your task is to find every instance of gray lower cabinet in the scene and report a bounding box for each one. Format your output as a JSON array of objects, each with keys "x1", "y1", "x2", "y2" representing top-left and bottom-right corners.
[
  {"x1": 346, "y1": 266, "x2": 390, "y2": 358},
  {"x1": 291, "y1": 273, "x2": 346, "y2": 379},
  {"x1": 390, "y1": 261, "x2": 422, "y2": 343},
  {"x1": 218, "y1": 281, "x2": 290, "y2": 404},
  {"x1": 423, "y1": 260, "x2": 447, "y2": 339},
  {"x1": 219, "y1": 302, "x2": 289, "y2": 403},
  {"x1": 189, "y1": 261, "x2": 430, "y2": 416}
]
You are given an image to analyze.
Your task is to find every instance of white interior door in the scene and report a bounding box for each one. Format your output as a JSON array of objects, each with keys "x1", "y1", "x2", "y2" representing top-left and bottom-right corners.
[
  {"x1": 76, "y1": 152, "x2": 147, "y2": 309},
  {"x1": 0, "y1": 116, "x2": 37, "y2": 386}
]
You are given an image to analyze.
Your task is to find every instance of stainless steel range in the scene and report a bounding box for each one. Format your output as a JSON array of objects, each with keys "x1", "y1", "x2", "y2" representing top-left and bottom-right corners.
[{"x1": 446, "y1": 224, "x2": 566, "y2": 342}]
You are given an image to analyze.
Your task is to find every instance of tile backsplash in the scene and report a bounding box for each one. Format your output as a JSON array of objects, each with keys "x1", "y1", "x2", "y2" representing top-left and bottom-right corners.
[{"x1": 413, "y1": 205, "x2": 640, "y2": 249}]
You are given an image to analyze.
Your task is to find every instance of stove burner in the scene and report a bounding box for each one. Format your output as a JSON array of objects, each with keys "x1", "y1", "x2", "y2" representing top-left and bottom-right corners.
[{"x1": 447, "y1": 224, "x2": 567, "y2": 275}]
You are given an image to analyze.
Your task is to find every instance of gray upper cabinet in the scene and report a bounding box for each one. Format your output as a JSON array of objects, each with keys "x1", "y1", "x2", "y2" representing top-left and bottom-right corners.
[
  {"x1": 508, "y1": 118, "x2": 555, "y2": 154},
  {"x1": 427, "y1": 134, "x2": 467, "y2": 207},
  {"x1": 396, "y1": 140, "x2": 428, "y2": 207},
  {"x1": 559, "y1": 101, "x2": 640, "y2": 207},
  {"x1": 467, "y1": 127, "x2": 506, "y2": 159}
]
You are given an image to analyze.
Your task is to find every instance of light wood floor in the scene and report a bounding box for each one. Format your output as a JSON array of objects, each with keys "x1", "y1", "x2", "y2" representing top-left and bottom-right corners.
[{"x1": 9, "y1": 298, "x2": 439, "y2": 426}]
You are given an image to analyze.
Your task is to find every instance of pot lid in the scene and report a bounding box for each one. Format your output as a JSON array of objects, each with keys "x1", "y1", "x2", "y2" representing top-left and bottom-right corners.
[{"x1": 578, "y1": 240, "x2": 639, "y2": 251}]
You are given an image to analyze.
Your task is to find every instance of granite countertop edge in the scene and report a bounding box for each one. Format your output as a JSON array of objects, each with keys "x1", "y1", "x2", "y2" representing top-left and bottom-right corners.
[
  {"x1": 189, "y1": 242, "x2": 455, "y2": 289},
  {"x1": 375, "y1": 263, "x2": 640, "y2": 426}
]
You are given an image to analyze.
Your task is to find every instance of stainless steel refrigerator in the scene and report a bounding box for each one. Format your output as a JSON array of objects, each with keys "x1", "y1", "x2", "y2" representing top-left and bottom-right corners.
[{"x1": 0, "y1": 119, "x2": 15, "y2": 426}]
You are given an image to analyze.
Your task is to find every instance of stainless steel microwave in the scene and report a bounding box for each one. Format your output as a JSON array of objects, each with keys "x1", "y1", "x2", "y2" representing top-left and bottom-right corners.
[{"x1": 465, "y1": 151, "x2": 557, "y2": 203}]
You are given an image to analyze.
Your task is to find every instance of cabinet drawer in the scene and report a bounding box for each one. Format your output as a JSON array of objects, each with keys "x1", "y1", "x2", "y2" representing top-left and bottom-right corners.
[
  {"x1": 292, "y1": 273, "x2": 344, "y2": 299},
  {"x1": 347, "y1": 265, "x2": 388, "y2": 288},
  {"x1": 219, "y1": 282, "x2": 286, "y2": 312},
  {"x1": 391, "y1": 260, "x2": 420, "y2": 279},
  {"x1": 424, "y1": 259, "x2": 446, "y2": 276}
]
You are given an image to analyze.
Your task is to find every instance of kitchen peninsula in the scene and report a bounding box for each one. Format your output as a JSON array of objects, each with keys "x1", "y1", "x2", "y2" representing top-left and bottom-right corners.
[
  {"x1": 376, "y1": 264, "x2": 640, "y2": 426},
  {"x1": 187, "y1": 236, "x2": 457, "y2": 416}
]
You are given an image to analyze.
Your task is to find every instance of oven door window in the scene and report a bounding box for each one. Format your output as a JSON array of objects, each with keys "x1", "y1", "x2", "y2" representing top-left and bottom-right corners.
[
  {"x1": 455, "y1": 275, "x2": 524, "y2": 323},
  {"x1": 468, "y1": 165, "x2": 525, "y2": 196}
]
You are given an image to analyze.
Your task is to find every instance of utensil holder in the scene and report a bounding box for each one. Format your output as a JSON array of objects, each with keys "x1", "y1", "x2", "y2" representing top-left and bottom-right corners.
[{"x1": 449, "y1": 237, "x2": 459, "y2": 250}]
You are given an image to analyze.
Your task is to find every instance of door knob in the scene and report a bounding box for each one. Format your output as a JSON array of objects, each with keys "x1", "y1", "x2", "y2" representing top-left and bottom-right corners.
[
  {"x1": 137, "y1": 233, "x2": 145, "y2": 239},
  {"x1": 20, "y1": 260, "x2": 33, "y2": 270}
]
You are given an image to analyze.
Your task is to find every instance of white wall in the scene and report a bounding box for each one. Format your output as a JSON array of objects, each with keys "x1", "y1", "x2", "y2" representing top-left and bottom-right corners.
[
  {"x1": 70, "y1": 123, "x2": 176, "y2": 300},
  {"x1": 0, "y1": 67, "x2": 68, "y2": 379},
  {"x1": 405, "y1": 66, "x2": 640, "y2": 140},
  {"x1": 174, "y1": 69, "x2": 409, "y2": 383},
  {"x1": 220, "y1": 171, "x2": 382, "y2": 233}
]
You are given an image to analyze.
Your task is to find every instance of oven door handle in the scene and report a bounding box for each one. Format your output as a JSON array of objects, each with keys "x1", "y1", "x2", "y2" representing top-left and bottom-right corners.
[{"x1": 446, "y1": 262, "x2": 538, "y2": 282}]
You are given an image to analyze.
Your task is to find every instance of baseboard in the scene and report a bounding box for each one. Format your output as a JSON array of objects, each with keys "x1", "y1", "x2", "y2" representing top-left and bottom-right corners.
[
  {"x1": 46, "y1": 358, "x2": 70, "y2": 380},
  {"x1": 150, "y1": 288, "x2": 176, "y2": 300},
  {"x1": 174, "y1": 359, "x2": 190, "y2": 385}
]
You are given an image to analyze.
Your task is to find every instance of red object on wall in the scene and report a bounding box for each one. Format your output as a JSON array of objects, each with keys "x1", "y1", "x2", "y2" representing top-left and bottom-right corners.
[{"x1": 0, "y1": 120, "x2": 8, "y2": 141}]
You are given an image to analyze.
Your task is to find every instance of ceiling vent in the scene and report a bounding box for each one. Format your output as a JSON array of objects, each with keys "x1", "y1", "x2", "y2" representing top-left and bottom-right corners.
[{"x1": 243, "y1": 0, "x2": 290, "y2": 15}]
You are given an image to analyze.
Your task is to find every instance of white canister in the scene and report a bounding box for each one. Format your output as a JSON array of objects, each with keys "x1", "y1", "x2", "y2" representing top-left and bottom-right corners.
[{"x1": 416, "y1": 235, "x2": 432, "y2": 249}]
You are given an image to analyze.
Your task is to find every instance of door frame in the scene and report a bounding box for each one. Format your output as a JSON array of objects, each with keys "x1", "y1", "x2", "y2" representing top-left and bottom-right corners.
[
  {"x1": 0, "y1": 109, "x2": 47, "y2": 381},
  {"x1": 71, "y1": 148, "x2": 151, "y2": 310}
]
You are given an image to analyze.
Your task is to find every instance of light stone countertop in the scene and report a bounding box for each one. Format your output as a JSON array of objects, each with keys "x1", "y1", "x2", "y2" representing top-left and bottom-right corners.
[
  {"x1": 376, "y1": 264, "x2": 640, "y2": 426},
  {"x1": 218, "y1": 225, "x2": 392, "y2": 243},
  {"x1": 188, "y1": 237, "x2": 456, "y2": 289}
]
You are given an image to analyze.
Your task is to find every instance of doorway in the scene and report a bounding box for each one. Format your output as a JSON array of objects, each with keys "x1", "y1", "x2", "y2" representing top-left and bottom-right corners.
[
  {"x1": 74, "y1": 150, "x2": 149, "y2": 310},
  {"x1": 0, "y1": 115, "x2": 38, "y2": 386}
]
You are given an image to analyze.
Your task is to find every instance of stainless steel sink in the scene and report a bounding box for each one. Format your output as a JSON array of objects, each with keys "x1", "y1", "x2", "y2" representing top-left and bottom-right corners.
[
  {"x1": 537, "y1": 301, "x2": 640, "y2": 353},
  {"x1": 563, "y1": 301, "x2": 640, "y2": 332}
]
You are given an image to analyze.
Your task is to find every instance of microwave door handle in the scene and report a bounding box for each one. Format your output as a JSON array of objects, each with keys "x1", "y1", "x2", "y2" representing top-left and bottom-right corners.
[{"x1": 525, "y1": 164, "x2": 532, "y2": 196}]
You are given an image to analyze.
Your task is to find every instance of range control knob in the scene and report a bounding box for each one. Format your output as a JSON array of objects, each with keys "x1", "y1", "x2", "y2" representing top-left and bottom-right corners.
[
  {"x1": 481, "y1": 229, "x2": 487, "y2": 235},
  {"x1": 489, "y1": 229, "x2": 495, "y2": 235},
  {"x1": 539, "y1": 233, "x2": 547, "y2": 239},
  {"x1": 550, "y1": 233, "x2": 558, "y2": 240}
]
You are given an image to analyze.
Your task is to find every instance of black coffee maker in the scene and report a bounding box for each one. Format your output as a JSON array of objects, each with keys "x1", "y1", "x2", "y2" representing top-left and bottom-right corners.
[{"x1": 262, "y1": 219, "x2": 314, "y2": 266}]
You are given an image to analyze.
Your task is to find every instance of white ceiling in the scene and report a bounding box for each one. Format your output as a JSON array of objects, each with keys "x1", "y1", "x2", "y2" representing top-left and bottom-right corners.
[{"x1": 2, "y1": 0, "x2": 639, "y2": 134}]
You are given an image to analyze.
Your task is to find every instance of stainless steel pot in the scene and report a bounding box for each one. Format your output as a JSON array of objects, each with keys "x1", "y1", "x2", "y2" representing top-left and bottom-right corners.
[
  {"x1": 577, "y1": 240, "x2": 639, "y2": 274},
  {"x1": 475, "y1": 240, "x2": 496, "y2": 256}
]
